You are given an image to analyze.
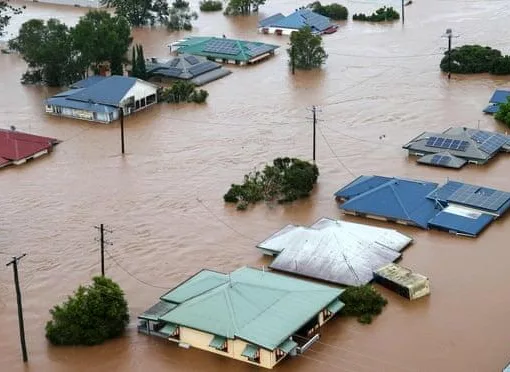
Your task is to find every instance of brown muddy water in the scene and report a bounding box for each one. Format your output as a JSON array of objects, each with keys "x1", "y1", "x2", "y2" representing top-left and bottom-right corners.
[{"x1": 1, "y1": 0, "x2": 510, "y2": 371}]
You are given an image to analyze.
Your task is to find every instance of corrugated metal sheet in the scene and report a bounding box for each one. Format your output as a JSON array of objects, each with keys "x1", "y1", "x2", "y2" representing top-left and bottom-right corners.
[
  {"x1": 139, "y1": 301, "x2": 176, "y2": 321},
  {"x1": 46, "y1": 96, "x2": 117, "y2": 114},
  {"x1": 68, "y1": 76, "x2": 137, "y2": 106},
  {"x1": 259, "y1": 217, "x2": 412, "y2": 286},
  {"x1": 259, "y1": 13, "x2": 285, "y2": 28},
  {"x1": 326, "y1": 298, "x2": 344, "y2": 314},
  {"x1": 260, "y1": 9, "x2": 333, "y2": 32},
  {"x1": 489, "y1": 89, "x2": 510, "y2": 104},
  {"x1": 70, "y1": 75, "x2": 106, "y2": 89},
  {"x1": 209, "y1": 334, "x2": 226, "y2": 349},
  {"x1": 0, "y1": 129, "x2": 58, "y2": 165},
  {"x1": 427, "y1": 206, "x2": 494, "y2": 237},
  {"x1": 159, "y1": 267, "x2": 343, "y2": 350}
]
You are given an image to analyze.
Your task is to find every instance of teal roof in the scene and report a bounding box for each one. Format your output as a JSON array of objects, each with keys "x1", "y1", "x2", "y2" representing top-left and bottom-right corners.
[
  {"x1": 278, "y1": 339, "x2": 298, "y2": 353},
  {"x1": 160, "y1": 323, "x2": 178, "y2": 336},
  {"x1": 174, "y1": 37, "x2": 279, "y2": 62},
  {"x1": 158, "y1": 267, "x2": 343, "y2": 350},
  {"x1": 327, "y1": 298, "x2": 344, "y2": 314},
  {"x1": 241, "y1": 344, "x2": 259, "y2": 358}
]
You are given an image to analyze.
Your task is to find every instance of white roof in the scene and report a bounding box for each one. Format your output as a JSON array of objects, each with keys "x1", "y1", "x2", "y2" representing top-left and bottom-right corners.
[{"x1": 258, "y1": 218, "x2": 413, "y2": 286}]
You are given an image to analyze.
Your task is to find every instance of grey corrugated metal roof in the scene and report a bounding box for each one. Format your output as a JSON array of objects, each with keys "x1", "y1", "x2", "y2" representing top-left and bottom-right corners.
[
  {"x1": 139, "y1": 300, "x2": 176, "y2": 321},
  {"x1": 417, "y1": 152, "x2": 467, "y2": 169},
  {"x1": 259, "y1": 217, "x2": 413, "y2": 286}
]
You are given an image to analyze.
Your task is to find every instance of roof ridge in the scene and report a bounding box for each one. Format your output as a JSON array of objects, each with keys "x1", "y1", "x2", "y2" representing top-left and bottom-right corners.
[{"x1": 389, "y1": 181, "x2": 412, "y2": 221}]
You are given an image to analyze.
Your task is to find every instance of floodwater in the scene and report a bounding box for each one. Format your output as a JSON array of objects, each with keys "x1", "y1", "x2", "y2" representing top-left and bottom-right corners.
[{"x1": 1, "y1": 0, "x2": 510, "y2": 371}]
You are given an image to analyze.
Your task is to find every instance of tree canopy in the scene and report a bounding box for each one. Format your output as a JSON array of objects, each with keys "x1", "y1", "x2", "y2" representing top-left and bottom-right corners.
[
  {"x1": 131, "y1": 44, "x2": 148, "y2": 79},
  {"x1": 200, "y1": 0, "x2": 223, "y2": 12},
  {"x1": 224, "y1": 0, "x2": 266, "y2": 15},
  {"x1": 495, "y1": 98, "x2": 510, "y2": 127},
  {"x1": 45, "y1": 276, "x2": 129, "y2": 346},
  {"x1": 353, "y1": 6, "x2": 399, "y2": 22},
  {"x1": 0, "y1": 1, "x2": 24, "y2": 36},
  {"x1": 439, "y1": 45, "x2": 510, "y2": 75},
  {"x1": 159, "y1": 81, "x2": 208, "y2": 104},
  {"x1": 308, "y1": 1, "x2": 348, "y2": 20},
  {"x1": 224, "y1": 157, "x2": 319, "y2": 210},
  {"x1": 340, "y1": 285, "x2": 387, "y2": 324},
  {"x1": 288, "y1": 26, "x2": 328, "y2": 70}
]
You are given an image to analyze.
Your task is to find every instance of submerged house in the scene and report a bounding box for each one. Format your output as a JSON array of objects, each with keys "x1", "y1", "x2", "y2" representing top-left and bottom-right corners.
[
  {"x1": 483, "y1": 89, "x2": 510, "y2": 114},
  {"x1": 257, "y1": 217, "x2": 413, "y2": 286},
  {"x1": 0, "y1": 128, "x2": 59, "y2": 169},
  {"x1": 259, "y1": 8, "x2": 338, "y2": 35},
  {"x1": 169, "y1": 37, "x2": 279, "y2": 65},
  {"x1": 146, "y1": 55, "x2": 231, "y2": 86},
  {"x1": 45, "y1": 76, "x2": 158, "y2": 124},
  {"x1": 335, "y1": 175, "x2": 510, "y2": 237},
  {"x1": 403, "y1": 127, "x2": 510, "y2": 169},
  {"x1": 138, "y1": 266, "x2": 344, "y2": 369}
]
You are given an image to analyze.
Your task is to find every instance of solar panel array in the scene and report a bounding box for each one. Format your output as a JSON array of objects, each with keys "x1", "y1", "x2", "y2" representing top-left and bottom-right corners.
[
  {"x1": 188, "y1": 61, "x2": 218, "y2": 76},
  {"x1": 203, "y1": 40, "x2": 240, "y2": 56},
  {"x1": 448, "y1": 184, "x2": 510, "y2": 212},
  {"x1": 430, "y1": 155, "x2": 451, "y2": 166},
  {"x1": 184, "y1": 55, "x2": 200, "y2": 65},
  {"x1": 169, "y1": 59, "x2": 180, "y2": 67},
  {"x1": 470, "y1": 130, "x2": 491, "y2": 143},
  {"x1": 245, "y1": 43, "x2": 275, "y2": 57},
  {"x1": 426, "y1": 136, "x2": 469, "y2": 152},
  {"x1": 158, "y1": 67, "x2": 183, "y2": 78},
  {"x1": 478, "y1": 133, "x2": 508, "y2": 155}
]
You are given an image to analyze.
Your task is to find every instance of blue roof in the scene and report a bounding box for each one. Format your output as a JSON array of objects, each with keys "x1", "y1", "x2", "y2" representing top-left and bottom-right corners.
[
  {"x1": 483, "y1": 104, "x2": 500, "y2": 114},
  {"x1": 67, "y1": 76, "x2": 137, "y2": 106},
  {"x1": 428, "y1": 210, "x2": 494, "y2": 237},
  {"x1": 334, "y1": 175, "x2": 393, "y2": 199},
  {"x1": 489, "y1": 89, "x2": 510, "y2": 104},
  {"x1": 70, "y1": 75, "x2": 107, "y2": 89},
  {"x1": 259, "y1": 9, "x2": 334, "y2": 32},
  {"x1": 336, "y1": 176, "x2": 440, "y2": 228},
  {"x1": 45, "y1": 96, "x2": 117, "y2": 114}
]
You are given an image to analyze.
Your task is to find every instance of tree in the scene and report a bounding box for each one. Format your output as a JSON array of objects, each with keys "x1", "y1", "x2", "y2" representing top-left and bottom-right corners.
[
  {"x1": 8, "y1": 19, "x2": 84, "y2": 86},
  {"x1": 0, "y1": 1, "x2": 24, "y2": 36},
  {"x1": 308, "y1": 1, "x2": 348, "y2": 20},
  {"x1": 131, "y1": 44, "x2": 147, "y2": 79},
  {"x1": 340, "y1": 285, "x2": 387, "y2": 324},
  {"x1": 495, "y1": 98, "x2": 510, "y2": 127},
  {"x1": 199, "y1": 0, "x2": 223, "y2": 12},
  {"x1": 159, "y1": 81, "x2": 208, "y2": 103},
  {"x1": 353, "y1": 6, "x2": 399, "y2": 22},
  {"x1": 166, "y1": 0, "x2": 198, "y2": 31},
  {"x1": 439, "y1": 45, "x2": 505, "y2": 74},
  {"x1": 45, "y1": 276, "x2": 129, "y2": 346},
  {"x1": 101, "y1": 0, "x2": 153, "y2": 27},
  {"x1": 224, "y1": 0, "x2": 266, "y2": 15},
  {"x1": 72, "y1": 11, "x2": 132, "y2": 76},
  {"x1": 288, "y1": 26, "x2": 327, "y2": 70}
]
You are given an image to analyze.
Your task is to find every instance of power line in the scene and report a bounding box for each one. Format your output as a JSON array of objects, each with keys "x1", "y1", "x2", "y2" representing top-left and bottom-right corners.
[{"x1": 317, "y1": 124, "x2": 357, "y2": 178}]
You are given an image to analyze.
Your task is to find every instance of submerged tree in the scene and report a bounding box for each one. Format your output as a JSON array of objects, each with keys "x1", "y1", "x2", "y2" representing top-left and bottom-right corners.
[
  {"x1": 100, "y1": 0, "x2": 154, "y2": 27},
  {"x1": 340, "y1": 285, "x2": 387, "y2": 324},
  {"x1": 131, "y1": 44, "x2": 148, "y2": 79},
  {"x1": 495, "y1": 98, "x2": 510, "y2": 127},
  {"x1": 166, "y1": 0, "x2": 198, "y2": 31},
  {"x1": 439, "y1": 45, "x2": 510, "y2": 75},
  {"x1": 288, "y1": 26, "x2": 327, "y2": 70},
  {"x1": 45, "y1": 276, "x2": 129, "y2": 346},
  {"x1": 0, "y1": 1, "x2": 24, "y2": 36},
  {"x1": 308, "y1": 1, "x2": 348, "y2": 20},
  {"x1": 224, "y1": 0, "x2": 266, "y2": 15},
  {"x1": 159, "y1": 81, "x2": 208, "y2": 103}
]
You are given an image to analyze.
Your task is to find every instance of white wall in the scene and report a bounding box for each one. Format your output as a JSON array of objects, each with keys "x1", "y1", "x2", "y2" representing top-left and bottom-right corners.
[
  {"x1": 258, "y1": 27, "x2": 295, "y2": 36},
  {"x1": 121, "y1": 80, "x2": 158, "y2": 111}
]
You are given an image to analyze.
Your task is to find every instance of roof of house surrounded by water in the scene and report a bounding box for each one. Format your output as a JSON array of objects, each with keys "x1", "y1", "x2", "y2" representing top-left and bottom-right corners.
[
  {"x1": 335, "y1": 175, "x2": 510, "y2": 237},
  {"x1": 45, "y1": 76, "x2": 157, "y2": 113},
  {"x1": 146, "y1": 55, "x2": 231, "y2": 86},
  {"x1": 0, "y1": 129, "x2": 59, "y2": 169},
  {"x1": 171, "y1": 37, "x2": 279, "y2": 63},
  {"x1": 402, "y1": 127, "x2": 510, "y2": 168},
  {"x1": 140, "y1": 266, "x2": 344, "y2": 351},
  {"x1": 483, "y1": 89, "x2": 510, "y2": 114},
  {"x1": 258, "y1": 8, "x2": 336, "y2": 33},
  {"x1": 257, "y1": 217, "x2": 413, "y2": 286}
]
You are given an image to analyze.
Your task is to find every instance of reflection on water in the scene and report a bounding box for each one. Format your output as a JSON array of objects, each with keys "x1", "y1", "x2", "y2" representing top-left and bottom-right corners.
[{"x1": 1, "y1": 0, "x2": 510, "y2": 371}]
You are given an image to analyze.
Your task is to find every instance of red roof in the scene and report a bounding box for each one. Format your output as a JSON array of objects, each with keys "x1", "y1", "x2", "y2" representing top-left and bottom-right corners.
[{"x1": 0, "y1": 129, "x2": 59, "y2": 166}]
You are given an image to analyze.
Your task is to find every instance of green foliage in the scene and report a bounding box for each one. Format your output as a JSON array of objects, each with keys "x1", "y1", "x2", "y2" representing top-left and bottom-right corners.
[
  {"x1": 308, "y1": 1, "x2": 348, "y2": 20},
  {"x1": 159, "y1": 81, "x2": 209, "y2": 104},
  {"x1": 72, "y1": 11, "x2": 132, "y2": 77},
  {"x1": 353, "y1": 6, "x2": 399, "y2": 22},
  {"x1": 288, "y1": 26, "x2": 327, "y2": 70},
  {"x1": 131, "y1": 44, "x2": 148, "y2": 79},
  {"x1": 101, "y1": 0, "x2": 154, "y2": 26},
  {"x1": 439, "y1": 45, "x2": 510, "y2": 75},
  {"x1": 200, "y1": 0, "x2": 223, "y2": 11},
  {"x1": 8, "y1": 19, "x2": 85, "y2": 86},
  {"x1": 166, "y1": 0, "x2": 198, "y2": 31},
  {"x1": 495, "y1": 98, "x2": 510, "y2": 126},
  {"x1": 0, "y1": 1, "x2": 24, "y2": 36},
  {"x1": 45, "y1": 276, "x2": 129, "y2": 346},
  {"x1": 340, "y1": 285, "x2": 388, "y2": 324},
  {"x1": 224, "y1": 0, "x2": 265, "y2": 15},
  {"x1": 224, "y1": 157, "x2": 319, "y2": 209}
]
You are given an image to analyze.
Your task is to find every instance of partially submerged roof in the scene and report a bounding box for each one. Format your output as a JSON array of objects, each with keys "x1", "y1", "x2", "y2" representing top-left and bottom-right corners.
[
  {"x1": 489, "y1": 89, "x2": 510, "y2": 104},
  {"x1": 335, "y1": 176, "x2": 440, "y2": 228},
  {"x1": 70, "y1": 75, "x2": 107, "y2": 89},
  {"x1": 146, "y1": 55, "x2": 231, "y2": 86},
  {"x1": 157, "y1": 266, "x2": 343, "y2": 350},
  {"x1": 259, "y1": 9, "x2": 335, "y2": 33},
  {"x1": 403, "y1": 127, "x2": 510, "y2": 166},
  {"x1": 0, "y1": 129, "x2": 59, "y2": 168},
  {"x1": 416, "y1": 152, "x2": 467, "y2": 169},
  {"x1": 258, "y1": 217, "x2": 413, "y2": 286},
  {"x1": 139, "y1": 301, "x2": 176, "y2": 321},
  {"x1": 427, "y1": 205, "x2": 494, "y2": 237},
  {"x1": 374, "y1": 263, "x2": 428, "y2": 289},
  {"x1": 172, "y1": 37, "x2": 279, "y2": 63}
]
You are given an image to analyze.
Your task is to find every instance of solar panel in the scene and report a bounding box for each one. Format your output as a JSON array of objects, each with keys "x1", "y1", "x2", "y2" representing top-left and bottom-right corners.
[
  {"x1": 169, "y1": 59, "x2": 180, "y2": 67},
  {"x1": 479, "y1": 134, "x2": 507, "y2": 155},
  {"x1": 471, "y1": 130, "x2": 491, "y2": 143},
  {"x1": 188, "y1": 62, "x2": 218, "y2": 76},
  {"x1": 447, "y1": 184, "x2": 510, "y2": 211},
  {"x1": 430, "y1": 155, "x2": 451, "y2": 166},
  {"x1": 184, "y1": 55, "x2": 200, "y2": 65},
  {"x1": 159, "y1": 67, "x2": 183, "y2": 78},
  {"x1": 425, "y1": 136, "x2": 469, "y2": 152},
  {"x1": 245, "y1": 44, "x2": 275, "y2": 57}
]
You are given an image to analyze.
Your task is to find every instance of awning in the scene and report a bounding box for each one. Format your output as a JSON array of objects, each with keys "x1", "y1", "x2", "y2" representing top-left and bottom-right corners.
[
  {"x1": 159, "y1": 323, "x2": 177, "y2": 336},
  {"x1": 241, "y1": 344, "x2": 259, "y2": 359},
  {"x1": 277, "y1": 339, "x2": 297, "y2": 354},
  {"x1": 209, "y1": 335, "x2": 227, "y2": 349},
  {"x1": 327, "y1": 298, "x2": 344, "y2": 314}
]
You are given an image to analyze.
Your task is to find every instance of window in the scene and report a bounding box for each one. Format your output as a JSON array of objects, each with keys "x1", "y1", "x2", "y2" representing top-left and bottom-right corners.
[
  {"x1": 275, "y1": 348, "x2": 285, "y2": 362},
  {"x1": 146, "y1": 94, "x2": 156, "y2": 105}
]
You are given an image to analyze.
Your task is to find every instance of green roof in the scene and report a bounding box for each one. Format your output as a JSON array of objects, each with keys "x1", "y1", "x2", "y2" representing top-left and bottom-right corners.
[
  {"x1": 174, "y1": 37, "x2": 279, "y2": 62},
  {"x1": 160, "y1": 323, "x2": 177, "y2": 336},
  {"x1": 209, "y1": 334, "x2": 227, "y2": 349},
  {"x1": 327, "y1": 298, "x2": 344, "y2": 314},
  {"x1": 241, "y1": 344, "x2": 259, "y2": 359},
  {"x1": 278, "y1": 339, "x2": 298, "y2": 353},
  {"x1": 159, "y1": 267, "x2": 343, "y2": 350},
  {"x1": 139, "y1": 301, "x2": 176, "y2": 321}
]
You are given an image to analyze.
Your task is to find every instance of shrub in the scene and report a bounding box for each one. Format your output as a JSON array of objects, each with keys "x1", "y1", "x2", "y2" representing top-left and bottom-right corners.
[
  {"x1": 45, "y1": 276, "x2": 129, "y2": 346},
  {"x1": 340, "y1": 285, "x2": 387, "y2": 324},
  {"x1": 200, "y1": 0, "x2": 223, "y2": 11},
  {"x1": 288, "y1": 26, "x2": 328, "y2": 70},
  {"x1": 160, "y1": 81, "x2": 208, "y2": 104},
  {"x1": 353, "y1": 6, "x2": 399, "y2": 22},
  {"x1": 439, "y1": 45, "x2": 503, "y2": 74},
  {"x1": 495, "y1": 97, "x2": 510, "y2": 126},
  {"x1": 309, "y1": 1, "x2": 348, "y2": 20},
  {"x1": 491, "y1": 56, "x2": 510, "y2": 75},
  {"x1": 224, "y1": 157, "x2": 319, "y2": 209}
]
